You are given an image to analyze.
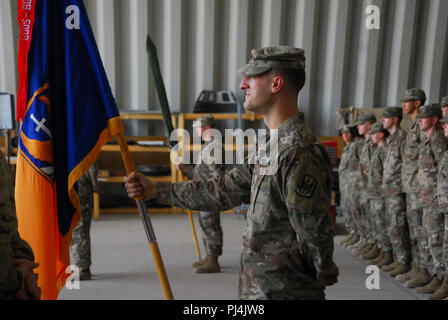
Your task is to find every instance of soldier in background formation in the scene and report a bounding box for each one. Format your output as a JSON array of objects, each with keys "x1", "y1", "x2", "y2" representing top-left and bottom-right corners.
[
  {"x1": 364, "y1": 122, "x2": 390, "y2": 263},
  {"x1": 177, "y1": 114, "x2": 226, "y2": 273},
  {"x1": 340, "y1": 89, "x2": 448, "y2": 299},
  {"x1": 338, "y1": 125, "x2": 357, "y2": 244},
  {"x1": 70, "y1": 164, "x2": 99, "y2": 281},
  {"x1": 343, "y1": 113, "x2": 376, "y2": 255}
]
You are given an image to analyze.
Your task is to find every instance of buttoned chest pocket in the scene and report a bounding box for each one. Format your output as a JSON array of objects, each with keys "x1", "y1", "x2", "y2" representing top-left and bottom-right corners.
[
  {"x1": 404, "y1": 135, "x2": 420, "y2": 160},
  {"x1": 387, "y1": 144, "x2": 401, "y2": 161},
  {"x1": 418, "y1": 150, "x2": 436, "y2": 173},
  {"x1": 249, "y1": 166, "x2": 273, "y2": 225}
]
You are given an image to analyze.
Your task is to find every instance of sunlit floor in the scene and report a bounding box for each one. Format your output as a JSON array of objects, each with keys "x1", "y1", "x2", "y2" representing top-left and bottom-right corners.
[{"x1": 59, "y1": 213, "x2": 422, "y2": 300}]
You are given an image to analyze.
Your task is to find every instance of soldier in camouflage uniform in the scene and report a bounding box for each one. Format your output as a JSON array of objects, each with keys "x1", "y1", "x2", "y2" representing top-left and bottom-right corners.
[
  {"x1": 347, "y1": 113, "x2": 377, "y2": 256},
  {"x1": 339, "y1": 125, "x2": 357, "y2": 245},
  {"x1": 177, "y1": 114, "x2": 226, "y2": 273},
  {"x1": 0, "y1": 151, "x2": 41, "y2": 300},
  {"x1": 380, "y1": 106, "x2": 412, "y2": 276},
  {"x1": 441, "y1": 96, "x2": 448, "y2": 117},
  {"x1": 125, "y1": 46, "x2": 338, "y2": 300},
  {"x1": 398, "y1": 89, "x2": 431, "y2": 286},
  {"x1": 70, "y1": 164, "x2": 99, "y2": 280},
  {"x1": 412, "y1": 105, "x2": 448, "y2": 295},
  {"x1": 343, "y1": 127, "x2": 365, "y2": 248},
  {"x1": 363, "y1": 122, "x2": 390, "y2": 262},
  {"x1": 430, "y1": 114, "x2": 448, "y2": 299}
]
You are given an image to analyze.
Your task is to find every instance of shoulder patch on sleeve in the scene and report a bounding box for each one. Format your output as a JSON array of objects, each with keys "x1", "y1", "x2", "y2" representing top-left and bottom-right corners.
[{"x1": 295, "y1": 174, "x2": 317, "y2": 198}]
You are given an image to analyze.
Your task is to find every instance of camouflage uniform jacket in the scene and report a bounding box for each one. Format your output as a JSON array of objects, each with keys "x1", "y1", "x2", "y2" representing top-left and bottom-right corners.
[
  {"x1": 181, "y1": 141, "x2": 226, "y2": 183},
  {"x1": 0, "y1": 152, "x2": 35, "y2": 298},
  {"x1": 417, "y1": 130, "x2": 448, "y2": 206},
  {"x1": 358, "y1": 138, "x2": 375, "y2": 191},
  {"x1": 367, "y1": 144, "x2": 385, "y2": 199},
  {"x1": 402, "y1": 120, "x2": 423, "y2": 193},
  {"x1": 382, "y1": 129, "x2": 407, "y2": 196},
  {"x1": 157, "y1": 114, "x2": 337, "y2": 299},
  {"x1": 338, "y1": 142, "x2": 353, "y2": 192},
  {"x1": 347, "y1": 137, "x2": 365, "y2": 190},
  {"x1": 437, "y1": 151, "x2": 448, "y2": 211}
]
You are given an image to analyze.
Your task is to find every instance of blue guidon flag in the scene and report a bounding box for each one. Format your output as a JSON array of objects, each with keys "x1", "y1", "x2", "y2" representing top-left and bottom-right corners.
[{"x1": 16, "y1": 0, "x2": 122, "y2": 299}]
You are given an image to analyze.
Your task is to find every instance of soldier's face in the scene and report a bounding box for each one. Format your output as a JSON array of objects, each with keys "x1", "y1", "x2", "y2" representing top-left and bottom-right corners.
[
  {"x1": 442, "y1": 107, "x2": 448, "y2": 118},
  {"x1": 418, "y1": 117, "x2": 435, "y2": 132},
  {"x1": 382, "y1": 117, "x2": 393, "y2": 130},
  {"x1": 443, "y1": 122, "x2": 448, "y2": 137},
  {"x1": 357, "y1": 122, "x2": 371, "y2": 136},
  {"x1": 342, "y1": 132, "x2": 352, "y2": 143},
  {"x1": 371, "y1": 132, "x2": 383, "y2": 144},
  {"x1": 240, "y1": 74, "x2": 273, "y2": 114},
  {"x1": 402, "y1": 101, "x2": 418, "y2": 114}
]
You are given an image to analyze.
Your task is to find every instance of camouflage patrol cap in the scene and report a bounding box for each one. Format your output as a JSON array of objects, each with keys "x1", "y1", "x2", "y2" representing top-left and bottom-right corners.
[
  {"x1": 192, "y1": 114, "x2": 215, "y2": 128},
  {"x1": 441, "y1": 96, "x2": 448, "y2": 108},
  {"x1": 355, "y1": 112, "x2": 377, "y2": 125},
  {"x1": 369, "y1": 122, "x2": 387, "y2": 135},
  {"x1": 440, "y1": 114, "x2": 448, "y2": 124},
  {"x1": 382, "y1": 107, "x2": 403, "y2": 119},
  {"x1": 339, "y1": 125, "x2": 351, "y2": 134},
  {"x1": 238, "y1": 46, "x2": 305, "y2": 77},
  {"x1": 401, "y1": 88, "x2": 426, "y2": 102},
  {"x1": 416, "y1": 104, "x2": 442, "y2": 119}
]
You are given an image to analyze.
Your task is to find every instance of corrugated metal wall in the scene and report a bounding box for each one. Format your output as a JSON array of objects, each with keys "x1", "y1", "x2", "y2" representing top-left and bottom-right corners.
[{"x1": 1, "y1": 0, "x2": 448, "y2": 135}]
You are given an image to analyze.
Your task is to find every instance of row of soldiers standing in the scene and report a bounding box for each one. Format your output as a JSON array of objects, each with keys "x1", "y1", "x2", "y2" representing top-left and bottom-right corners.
[{"x1": 339, "y1": 88, "x2": 448, "y2": 300}]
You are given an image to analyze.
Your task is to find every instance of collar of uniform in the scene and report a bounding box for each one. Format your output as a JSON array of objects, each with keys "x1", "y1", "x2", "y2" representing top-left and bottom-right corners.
[
  {"x1": 277, "y1": 114, "x2": 303, "y2": 136},
  {"x1": 386, "y1": 128, "x2": 401, "y2": 144}
]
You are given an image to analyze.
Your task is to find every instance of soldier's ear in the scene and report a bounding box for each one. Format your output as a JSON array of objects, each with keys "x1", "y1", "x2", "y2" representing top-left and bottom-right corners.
[{"x1": 271, "y1": 76, "x2": 284, "y2": 93}]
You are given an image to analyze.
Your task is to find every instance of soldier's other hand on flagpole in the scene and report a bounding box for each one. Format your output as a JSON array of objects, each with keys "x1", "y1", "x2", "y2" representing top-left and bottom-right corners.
[{"x1": 124, "y1": 172, "x2": 156, "y2": 201}]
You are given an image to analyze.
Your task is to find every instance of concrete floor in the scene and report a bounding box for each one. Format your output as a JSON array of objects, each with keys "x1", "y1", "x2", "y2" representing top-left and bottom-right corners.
[{"x1": 59, "y1": 212, "x2": 423, "y2": 300}]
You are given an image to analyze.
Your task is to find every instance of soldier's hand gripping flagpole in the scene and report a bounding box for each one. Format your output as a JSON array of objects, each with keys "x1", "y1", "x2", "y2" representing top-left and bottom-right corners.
[
  {"x1": 116, "y1": 128, "x2": 173, "y2": 300},
  {"x1": 146, "y1": 35, "x2": 202, "y2": 261}
]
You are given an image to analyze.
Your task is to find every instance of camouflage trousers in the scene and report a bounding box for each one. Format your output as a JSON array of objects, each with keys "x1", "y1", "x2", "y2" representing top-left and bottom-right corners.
[
  {"x1": 405, "y1": 193, "x2": 423, "y2": 267},
  {"x1": 70, "y1": 195, "x2": 92, "y2": 269},
  {"x1": 370, "y1": 199, "x2": 391, "y2": 251},
  {"x1": 340, "y1": 186, "x2": 355, "y2": 234},
  {"x1": 237, "y1": 255, "x2": 326, "y2": 300},
  {"x1": 348, "y1": 191, "x2": 364, "y2": 237},
  {"x1": 199, "y1": 211, "x2": 223, "y2": 257},
  {"x1": 444, "y1": 214, "x2": 448, "y2": 278},
  {"x1": 385, "y1": 194, "x2": 411, "y2": 265},
  {"x1": 360, "y1": 193, "x2": 375, "y2": 243},
  {"x1": 421, "y1": 206, "x2": 445, "y2": 277}
]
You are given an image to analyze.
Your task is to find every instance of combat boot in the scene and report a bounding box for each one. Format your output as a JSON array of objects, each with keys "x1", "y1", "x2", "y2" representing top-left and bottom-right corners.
[
  {"x1": 340, "y1": 234, "x2": 353, "y2": 245},
  {"x1": 369, "y1": 250, "x2": 385, "y2": 265},
  {"x1": 351, "y1": 240, "x2": 370, "y2": 255},
  {"x1": 356, "y1": 243, "x2": 374, "y2": 256},
  {"x1": 388, "y1": 263, "x2": 411, "y2": 277},
  {"x1": 194, "y1": 256, "x2": 220, "y2": 273},
  {"x1": 362, "y1": 244, "x2": 380, "y2": 260},
  {"x1": 80, "y1": 268, "x2": 91, "y2": 281},
  {"x1": 345, "y1": 234, "x2": 360, "y2": 247},
  {"x1": 405, "y1": 268, "x2": 432, "y2": 288},
  {"x1": 192, "y1": 258, "x2": 206, "y2": 268},
  {"x1": 428, "y1": 279, "x2": 448, "y2": 300},
  {"x1": 382, "y1": 261, "x2": 399, "y2": 272},
  {"x1": 377, "y1": 251, "x2": 393, "y2": 268},
  {"x1": 416, "y1": 276, "x2": 443, "y2": 294},
  {"x1": 395, "y1": 265, "x2": 419, "y2": 282}
]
